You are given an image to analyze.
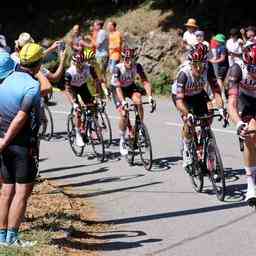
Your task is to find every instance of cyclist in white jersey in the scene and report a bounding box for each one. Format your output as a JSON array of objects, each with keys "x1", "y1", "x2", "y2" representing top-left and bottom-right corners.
[
  {"x1": 111, "y1": 48, "x2": 155, "y2": 156},
  {"x1": 64, "y1": 52, "x2": 101, "y2": 147},
  {"x1": 227, "y1": 40, "x2": 256, "y2": 204},
  {"x1": 172, "y1": 43, "x2": 224, "y2": 167}
]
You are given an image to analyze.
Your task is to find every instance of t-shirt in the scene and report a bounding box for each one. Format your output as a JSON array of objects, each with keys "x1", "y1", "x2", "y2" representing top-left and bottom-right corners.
[
  {"x1": 183, "y1": 31, "x2": 197, "y2": 49},
  {"x1": 109, "y1": 31, "x2": 122, "y2": 61},
  {"x1": 111, "y1": 62, "x2": 147, "y2": 87},
  {"x1": 96, "y1": 29, "x2": 108, "y2": 58},
  {"x1": 0, "y1": 71, "x2": 40, "y2": 146},
  {"x1": 226, "y1": 38, "x2": 243, "y2": 67},
  {"x1": 216, "y1": 45, "x2": 229, "y2": 68}
]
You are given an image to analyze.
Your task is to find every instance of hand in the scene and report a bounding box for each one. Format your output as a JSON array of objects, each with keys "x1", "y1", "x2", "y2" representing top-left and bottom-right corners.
[
  {"x1": 51, "y1": 41, "x2": 61, "y2": 51},
  {"x1": 186, "y1": 113, "x2": 194, "y2": 126},
  {"x1": 236, "y1": 121, "x2": 248, "y2": 139},
  {"x1": 121, "y1": 100, "x2": 128, "y2": 110},
  {"x1": 73, "y1": 102, "x2": 80, "y2": 111},
  {"x1": 59, "y1": 48, "x2": 67, "y2": 61},
  {"x1": 219, "y1": 108, "x2": 226, "y2": 119}
]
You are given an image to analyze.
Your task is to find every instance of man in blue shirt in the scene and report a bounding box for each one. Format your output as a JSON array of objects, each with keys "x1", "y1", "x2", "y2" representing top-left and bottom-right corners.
[{"x1": 0, "y1": 44, "x2": 42, "y2": 248}]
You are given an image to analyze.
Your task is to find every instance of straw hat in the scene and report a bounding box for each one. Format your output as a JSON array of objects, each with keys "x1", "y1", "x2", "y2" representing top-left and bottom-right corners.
[{"x1": 184, "y1": 18, "x2": 198, "y2": 28}]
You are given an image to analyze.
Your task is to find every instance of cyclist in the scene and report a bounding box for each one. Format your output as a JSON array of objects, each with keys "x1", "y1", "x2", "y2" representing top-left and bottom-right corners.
[
  {"x1": 111, "y1": 48, "x2": 155, "y2": 156},
  {"x1": 64, "y1": 51, "x2": 101, "y2": 147},
  {"x1": 84, "y1": 47, "x2": 109, "y2": 98},
  {"x1": 172, "y1": 42, "x2": 224, "y2": 168},
  {"x1": 227, "y1": 40, "x2": 256, "y2": 203}
]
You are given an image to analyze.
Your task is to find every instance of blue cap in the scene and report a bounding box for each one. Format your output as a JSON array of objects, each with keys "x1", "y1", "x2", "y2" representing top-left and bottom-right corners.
[{"x1": 0, "y1": 52, "x2": 15, "y2": 80}]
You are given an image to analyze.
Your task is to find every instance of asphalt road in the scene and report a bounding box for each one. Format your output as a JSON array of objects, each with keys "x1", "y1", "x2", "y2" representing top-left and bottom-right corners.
[{"x1": 40, "y1": 92, "x2": 256, "y2": 256}]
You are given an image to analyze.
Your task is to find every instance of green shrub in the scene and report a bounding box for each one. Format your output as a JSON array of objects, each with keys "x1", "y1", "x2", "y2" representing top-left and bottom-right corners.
[{"x1": 152, "y1": 72, "x2": 171, "y2": 95}]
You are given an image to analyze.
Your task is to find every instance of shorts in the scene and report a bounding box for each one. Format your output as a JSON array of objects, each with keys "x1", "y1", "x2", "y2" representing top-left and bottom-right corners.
[
  {"x1": 65, "y1": 84, "x2": 94, "y2": 104},
  {"x1": 111, "y1": 83, "x2": 146, "y2": 108},
  {"x1": 239, "y1": 92, "x2": 256, "y2": 122},
  {"x1": 0, "y1": 144, "x2": 37, "y2": 184},
  {"x1": 217, "y1": 66, "x2": 228, "y2": 81},
  {"x1": 96, "y1": 56, "x2": 109, "y2": 77},
  {"x1": 172, "y1": 90, "x2": 210, "y2": 117}
]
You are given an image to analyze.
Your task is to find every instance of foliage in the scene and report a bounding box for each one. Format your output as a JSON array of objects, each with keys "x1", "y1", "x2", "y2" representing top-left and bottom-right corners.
[{"x1": 152, "y1": 72, "x2": 171, "y2": 95}]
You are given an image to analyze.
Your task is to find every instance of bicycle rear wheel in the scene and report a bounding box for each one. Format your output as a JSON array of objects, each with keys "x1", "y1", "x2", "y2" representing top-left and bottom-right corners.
[
  {"x1": 138, "y1": 123, "x2": 153, "y2": 171},
  {"x1": 39, "y1": 104, "x2": 54, "y2": 141},
  {"x1": 89, "y1": 117, "x2": 105, "y2": 162},
  {"x1": 126, "y1": 136, "x2": 135, "y2": 166},
  {"x1": 206, "y1": 137, "x2": 226, "y2": 201},
  {"x1": 188, "y1": 160, "x2": 204, "y2": 193},
  {"x1": 67, "y1": 111, "x2": 84, "y2": 157},
  {"x1": 98, "y1": 111, "x2": 112, "y2": 148}
]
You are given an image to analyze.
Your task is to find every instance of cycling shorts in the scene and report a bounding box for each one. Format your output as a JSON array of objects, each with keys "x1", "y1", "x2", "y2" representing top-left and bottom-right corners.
[
  {"x1": 65, "y1": 84, "x2": 94, "y2": 104},
  {"x1": 172, "y1": 90, "x2": 210, "y2": 117},
  {"x1": 239, "y1": 93, "x2": 256, "y2": 123},
  {"x1": 111, "y1": 83, "x2": 146, "y2": 108}
]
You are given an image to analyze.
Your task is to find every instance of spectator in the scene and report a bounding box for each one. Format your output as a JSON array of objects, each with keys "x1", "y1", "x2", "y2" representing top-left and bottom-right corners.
[
  {"x1": 0, "y1": 44, "x2": 42, "y2": 247},
  {"x1": 107, "y1": 20, "x2": 122, "y2": 73},
  {"x1": 70, "y1": 24, "x2": 83, "y2": 51},
  {"x1": 240, "y1": 26, "x2": 256, "y2": 43},
  {"x1": 95, "y1": 20, "x2": 109, "y2": 81},
  {"x1": 195, "y1": 30, "x2": 209, "y2": 49},
  {"x1": 226, "y1": 28, "x2": 243, "y2": 67},
  {"x1": 182, "y1": 18, "x2": 198, "y2": 50},
  {"x1": 0, "y1": 35, "x2": 10, "y2": 53},
  {"x1": 209, "y1": 33, "x2": 229, "y2": 93}
]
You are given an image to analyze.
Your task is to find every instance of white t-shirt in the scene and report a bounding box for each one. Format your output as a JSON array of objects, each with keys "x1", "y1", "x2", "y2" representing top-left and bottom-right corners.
[
  {"x1": 183, "y1": 31, "x2": 197, "y2": 49},
  {"x1": 226, "y1": 38, "x2": 243, "y2": 67}
]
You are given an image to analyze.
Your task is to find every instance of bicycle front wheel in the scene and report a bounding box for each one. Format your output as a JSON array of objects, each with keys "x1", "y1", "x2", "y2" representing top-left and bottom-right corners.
[
  {"x1": 89, "y1": 117, "x2": 105, "y2": 162},
  {"x1": 67, "y1": 111, "x2": 84, "y2": 157},
  {"x1": 138, "y1": 123, "x2": 153, "y2": 171},
  {"x1": 206, "y1": 137, "x2": 226, "y2": 201},
  {"x1": 98, "y1": 111, "x2": 112, "y2": 148},
  {"x1": 188, "y1": 160, "x2": 204, "y2": 193}
]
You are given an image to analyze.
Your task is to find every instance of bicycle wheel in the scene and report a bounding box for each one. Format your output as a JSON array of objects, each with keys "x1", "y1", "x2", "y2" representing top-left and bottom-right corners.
[
  {"x1": 98, "y1": 111, "x2": 112, "y2": 148},
  {"x1": 137, "y1": 123, "x2": 153, "y2": 171},
  {"x1": 206, "y1": 137, "x2": 226, "y2": 201},
  {"x1": 186, "y1": 141, "x2": 204, "y2": 192},
  {"x1": 39, "y1": 104, "x2": 54, "y2": 141},
  {"x1": 89, "y1": 116, "x2": 105, "y2": 162},
  {"x1": 67, "y1": 111, "x2": 84, "y2": 157},
  {"x1": 126, "y1": 136, "x2": 135, "y2": 166}
]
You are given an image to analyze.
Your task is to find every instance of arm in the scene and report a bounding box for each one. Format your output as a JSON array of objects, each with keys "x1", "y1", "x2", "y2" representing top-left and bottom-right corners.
[
  {"x1": 89, "y1": 66, "x2": 101, "y2": 95},
  {"x1": 43, "y1": 41, "x2": 60, "y2": 57},
  {"x1": 137, "y1": 64, "x2": 152, "y2": 97},
  {"x1": 227, "y1": 64, "x2": 242, "y2": 125},
  {"x1": 0, "y1": 111, "x2": 28, "y2": 151},
  {"x1": 209, "y1": 53, "x2": 226, "y2": 64},
  {"x1": 64, "y1": 73, "x2": 76, "y2": 104},
  {"x1": 46, "y1": 49, "x2": 67, "y2": 82},
  {"x1": 35, "y1": 70, "x2": 52, "y2": 96}
]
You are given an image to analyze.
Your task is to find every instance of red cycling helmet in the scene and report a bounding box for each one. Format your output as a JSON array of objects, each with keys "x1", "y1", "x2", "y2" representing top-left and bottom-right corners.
[
  {"x1": 188, "y1": 43, "x2": 208, "y2": 62},
  {"x1": 122, "y1": 48, "x2": 135, "y2": 59},
  {"x1": 72, "y1": 52, "x2": 85, "y2": 64},
  {"x1": 243, "y1": 45, "x2": 256, "y2": 65}
]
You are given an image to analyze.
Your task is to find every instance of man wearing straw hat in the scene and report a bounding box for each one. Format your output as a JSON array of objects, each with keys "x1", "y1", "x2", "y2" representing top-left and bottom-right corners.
[{"x1": 182, "y1": 18, "x2": 199, "y2": 51}]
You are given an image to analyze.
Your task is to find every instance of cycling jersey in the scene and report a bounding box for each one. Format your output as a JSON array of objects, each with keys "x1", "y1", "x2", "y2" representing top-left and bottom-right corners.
[
  {"x1": 111, "y1": 62, "x2": 147, "y2": 87},
  {"x1": 64, "y1": 64, "x2": 97, "y2": 87},
  {"x1": 228, "y1": 63, "x2": 256, "y2": 98},
  {"x1": 172, "y1": 62, "x2": 220, "y2": 99}
]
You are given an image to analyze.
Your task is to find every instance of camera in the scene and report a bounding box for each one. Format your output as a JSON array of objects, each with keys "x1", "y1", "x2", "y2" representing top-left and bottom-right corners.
[{"x1": 58, "y1": 41, "x2": 66, "y2": 52}]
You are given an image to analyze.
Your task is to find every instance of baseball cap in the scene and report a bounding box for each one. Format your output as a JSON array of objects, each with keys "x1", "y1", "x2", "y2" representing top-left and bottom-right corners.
[{"x1": 214, "y1": 34, "x2": 226, "y2": 43}]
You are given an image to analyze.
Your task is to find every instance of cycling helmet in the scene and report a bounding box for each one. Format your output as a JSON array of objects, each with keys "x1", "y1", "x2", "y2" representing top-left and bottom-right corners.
[
  {"x1": 243, "y1": 45, "x2": 256, "y2": 65},
  {"x1": 188, "y1": 43, "x2": 208, "y2": 62},
  {"x1": 84, "y1": 48, "x2": 95, "y2": 60},
  {"x1": 72, "y1": 52, "x2": 85, "y2": 64},
  {"x1": 122, "y1": 48, "x2": 135, "y2": 59}
]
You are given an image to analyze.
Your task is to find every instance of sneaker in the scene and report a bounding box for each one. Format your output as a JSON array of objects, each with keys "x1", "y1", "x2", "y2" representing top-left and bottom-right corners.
[
  {"x1": 8, "y1": 239, "x2": 37, "y2": 248},
  {"x1": 120, "y1": 139, "x2": 128, "y2": 156},
  {"x1": 75, "y1": 131, "x2": 85, "y2": 147},
  {"x1": 182, "y1": 148, "x2": 192, "y2": 168}
]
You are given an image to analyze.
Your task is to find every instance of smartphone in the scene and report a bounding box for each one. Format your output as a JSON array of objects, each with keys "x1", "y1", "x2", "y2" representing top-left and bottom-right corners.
[{"x1": 58, "y1": 41, "x2": 66, "y2": 52}]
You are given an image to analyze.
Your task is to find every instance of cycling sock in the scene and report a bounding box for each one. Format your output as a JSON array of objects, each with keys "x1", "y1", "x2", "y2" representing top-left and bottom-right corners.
[
  {"x1": 250, "y1": 166, "x2": 256, "y2": 183},
  {"x1": 120, "y1": 130, "x2": 126, "y2": 142},
  {"x1": 0, "y1": 229, "x2": 6, "y2": 243},
  {"x1": 6, "y1": 228, "x2": 18, "y2": 244}
]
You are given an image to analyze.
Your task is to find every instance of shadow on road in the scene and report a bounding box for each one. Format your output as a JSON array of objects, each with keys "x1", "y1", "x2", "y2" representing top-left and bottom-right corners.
[
  {"x1": 58, "y1": 174, "x2": 144, "y2": 188},
  {"x1": 86, "y1": 201, "x2": 247, "y2": 225},
  {"x1": 46, "y1": 167, "x2": 110, "y2": 181},
  {"x1": 66, "y1": 181, "x2": 162, "y2": 198},
  {"x1": 151, "y1": 156, "x2": 182, "y2": 171}
]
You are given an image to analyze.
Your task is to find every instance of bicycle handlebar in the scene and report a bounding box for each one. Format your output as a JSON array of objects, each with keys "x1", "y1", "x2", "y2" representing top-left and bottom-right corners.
[{"x1": 128, "y1": 101, "x2": 156, "y2": 113}]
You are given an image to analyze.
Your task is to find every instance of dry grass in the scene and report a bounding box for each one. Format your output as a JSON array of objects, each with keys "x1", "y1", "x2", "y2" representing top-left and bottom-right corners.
[{"x1": 0, "y1": 180, "x2": 108, "y2": 256}]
